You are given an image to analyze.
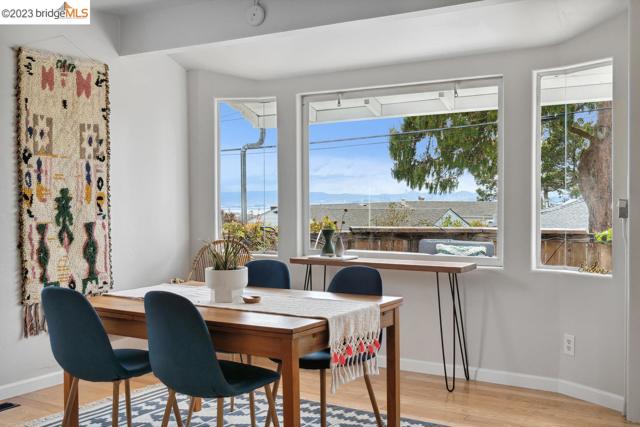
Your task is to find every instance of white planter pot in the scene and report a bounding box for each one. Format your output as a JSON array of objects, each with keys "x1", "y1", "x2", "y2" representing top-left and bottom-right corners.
[{"x1": 205, "y1": 267, "x2": 248, "y2": 303}]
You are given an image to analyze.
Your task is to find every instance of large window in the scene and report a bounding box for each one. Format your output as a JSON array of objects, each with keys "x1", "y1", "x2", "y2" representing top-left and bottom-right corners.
[
  {"x1": 302, "y1": 78, "x2": 503, "y2": 262},
  {"x1": 535, "y1": 61, "x2": 613, "y2": 273},
  {"x1": 217, "y1": 99, "x2": 278, "y2": 254}
]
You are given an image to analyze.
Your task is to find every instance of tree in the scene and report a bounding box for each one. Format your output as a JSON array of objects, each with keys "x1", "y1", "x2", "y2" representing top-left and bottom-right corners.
[
  {"x1": 540, "y1": 102, "x2": 612, "y2": 232},
  {"x1": 374, "y1": 202, "x2": 412, "y2": 226},
  {"x1": 389, "y1": 110, "x2": 498, "y2": 201},
  {"x1": 388, "y1": 102, "x2": 612, "y2": 232}
]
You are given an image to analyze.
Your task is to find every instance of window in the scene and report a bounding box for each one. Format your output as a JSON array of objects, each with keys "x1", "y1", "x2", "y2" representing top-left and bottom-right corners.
[
  {"x1": 535, "y1": 61, "x2": 613, "y2": 273},
  {"x1": 216, "y1": 99, "x2": 278, "y2": 254},
  {"x1": 302, "y1": 78, "x2": 503, "y2": 263}
]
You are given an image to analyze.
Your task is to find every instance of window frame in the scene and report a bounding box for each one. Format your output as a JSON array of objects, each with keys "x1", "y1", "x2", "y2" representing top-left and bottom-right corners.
[
  {"x1": 214, "y1": 96, "x2": 279, "y2": 255},
  {"x1": 532, "y1": 59, "x2": 613, "y2": 274},
  {"x1": 300, "y1": 77, "x2": 505, "y2": 266}
]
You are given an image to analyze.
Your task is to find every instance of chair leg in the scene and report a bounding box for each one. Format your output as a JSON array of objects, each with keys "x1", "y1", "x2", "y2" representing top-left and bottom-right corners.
[
  {"x1": 61, "y1": 377, "x2": 79, "y2": 427},
  {"x1": 173, "y1": 394, "x2": 184, "y2": 427},
  {"x1": 264, "y1": 384, "x2": 280, "y2": 427},
  {"x1": 112, "y1": 380, "x2": 121, "y2": 427},
  {"x1": 185, "y1": 396, "x2": 196, "y2": 427},
  {"x1": 248, "y1": 355, "x2": 256, "y2": 427},
  {"x1": 265, "y1": 362, "x2": 281, "y2": 427},
  {"x1": 229, "y1": 354, "x2": 235, "y2": 412},
  {"x1": 363, "y1": 364, "x2": 383, "y2": 427},
  {"x1": 217, "y1": 398, "x2": 224, "y2": 427},
  {"x1": 161, "y1": 389, "x2": 176, "y2": 427},
  {"x1": 320, "y1": 369, "x2": 327, "y2": 427},
  {"x1": 124, "y1": 379, "x2": 132, "y2": 427}
]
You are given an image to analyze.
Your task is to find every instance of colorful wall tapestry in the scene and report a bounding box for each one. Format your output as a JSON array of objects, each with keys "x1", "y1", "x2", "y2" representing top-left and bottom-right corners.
[{"x1": 16, "y1": 48, "x2": 112, "y2": 337}]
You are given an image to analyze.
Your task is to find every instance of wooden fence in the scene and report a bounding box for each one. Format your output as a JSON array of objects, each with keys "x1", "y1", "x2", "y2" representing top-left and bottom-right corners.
[{"x1": 310, "y1": 227, "x2": 612, "y2": 273}]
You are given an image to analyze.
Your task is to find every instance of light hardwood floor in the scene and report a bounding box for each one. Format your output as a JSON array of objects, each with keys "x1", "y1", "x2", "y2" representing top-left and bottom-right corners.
[{"x1": 0, "y1": 359, "x2": 635, "y2": 427}]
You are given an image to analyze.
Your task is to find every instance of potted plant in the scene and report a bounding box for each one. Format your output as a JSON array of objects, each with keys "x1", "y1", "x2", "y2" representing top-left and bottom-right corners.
[
  {"x1": 205, "y1": 238, "x2": 248, "y2": 303},
  {"x1": 320, "y1": 218, "x2": 337, "y2": 256}
]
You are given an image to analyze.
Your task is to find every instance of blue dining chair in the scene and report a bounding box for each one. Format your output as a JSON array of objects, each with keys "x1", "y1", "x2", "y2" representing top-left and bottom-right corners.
[
  {"x1": 267, "y1": 266, "x2": 384, "y2": 427},
  {"x1": 41, "y1": 286, "x2": 153, "y2": 427},
  {"x1": 245, "y1": 259, "x2": 291, "y2": 423},
  {"x1": 144, "y1": 290, "x2": 281, "y2": 427},
  {"x1": 247, "y1": 259, "x2": 291, "y2": 289}
]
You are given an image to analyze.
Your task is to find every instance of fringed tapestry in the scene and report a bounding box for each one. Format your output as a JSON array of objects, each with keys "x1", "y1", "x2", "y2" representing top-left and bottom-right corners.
[{"x1": 16, "y1": 48, "x2": 112, "y2": 337}]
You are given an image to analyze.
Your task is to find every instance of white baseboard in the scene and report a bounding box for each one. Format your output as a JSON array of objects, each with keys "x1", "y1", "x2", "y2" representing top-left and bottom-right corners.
[
  {"x1": 0, "y1": 370, "x2": 63, "y2": 401},
  {"x1": 377, "y1": 356, "x2": 624, "y2": 412},
  {"x1": 0, "y1": 357, "x2": 623, "y2": 413}
]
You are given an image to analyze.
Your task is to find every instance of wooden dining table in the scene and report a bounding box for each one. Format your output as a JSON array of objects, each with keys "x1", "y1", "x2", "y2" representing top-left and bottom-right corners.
[{"x1": 63, "y1": 284, "x2": 403, "y2": 427}]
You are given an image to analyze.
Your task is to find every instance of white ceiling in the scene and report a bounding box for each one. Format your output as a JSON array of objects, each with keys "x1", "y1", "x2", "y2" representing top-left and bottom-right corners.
[
  {"x1": 168, "y1": 0, "x2": 625, "y2": 80},
  {"x1": 92, "y1": 0, "x2": 208, "y2": 15}
]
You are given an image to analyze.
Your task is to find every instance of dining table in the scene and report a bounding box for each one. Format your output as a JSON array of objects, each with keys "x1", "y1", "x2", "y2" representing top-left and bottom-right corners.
[{"x1": 63, "y1": 283, "x2": 403, "y2": 427}]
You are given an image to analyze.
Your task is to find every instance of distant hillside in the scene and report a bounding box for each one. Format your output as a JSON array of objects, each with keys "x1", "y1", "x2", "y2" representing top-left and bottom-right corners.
[{"x1": 221, "y1": 190, "x2": 478, "y2": 211}]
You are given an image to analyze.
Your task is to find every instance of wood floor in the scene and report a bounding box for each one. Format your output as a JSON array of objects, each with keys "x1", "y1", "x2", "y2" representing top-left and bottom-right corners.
[{"x1": 0, "y1": 359, "x2": 635, "y2": 427}]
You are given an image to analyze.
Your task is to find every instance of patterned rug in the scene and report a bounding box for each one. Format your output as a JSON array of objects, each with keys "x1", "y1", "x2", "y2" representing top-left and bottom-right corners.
[{"x1": 27, "y1": 385, "x2": 445, "y2": 426}]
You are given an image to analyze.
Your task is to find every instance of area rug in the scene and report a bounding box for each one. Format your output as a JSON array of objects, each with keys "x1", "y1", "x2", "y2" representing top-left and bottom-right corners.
[
  {"x1": 26, "y1": 385, "x2": 445, "y2": 426},
  {"x1": 16, "y1": 47, "x2": 112, "y2": 337}
]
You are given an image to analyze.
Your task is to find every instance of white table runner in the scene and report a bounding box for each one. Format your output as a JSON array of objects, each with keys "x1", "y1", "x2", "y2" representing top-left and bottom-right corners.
[{"x1": 107, "y1": 284, "x2": 381, "y2": 392}]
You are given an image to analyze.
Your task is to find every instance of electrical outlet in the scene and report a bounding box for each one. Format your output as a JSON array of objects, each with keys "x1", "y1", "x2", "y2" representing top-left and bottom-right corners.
[{"x1": 564, "y1": 333, "x2": 575, "y2": 357}]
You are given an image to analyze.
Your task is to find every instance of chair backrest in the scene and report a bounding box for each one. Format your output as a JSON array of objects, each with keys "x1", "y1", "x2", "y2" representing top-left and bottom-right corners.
[
  {"x1": 187, "y1": 240, "x2": 252, "y2": 282},
  {"x1": 246, "y1": 259, "x2": 291, "y2": 289},
  {"x1": 144, "y1": 291, "x2": 233, "y2": 398},
  {"x1": 41, "y1": 286, "x2": 125, "y2": 382},
  {"x1": 327, "y1": 266, "x2": 383, "y2": 296},
  {"x1": 328, "y1": 266, "x2": 384, "y2": 345}
]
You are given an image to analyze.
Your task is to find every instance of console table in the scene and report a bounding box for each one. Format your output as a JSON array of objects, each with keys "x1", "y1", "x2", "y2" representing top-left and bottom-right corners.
[{"x1": 290, "y1": 256, "x2": 476, "y2": 392}]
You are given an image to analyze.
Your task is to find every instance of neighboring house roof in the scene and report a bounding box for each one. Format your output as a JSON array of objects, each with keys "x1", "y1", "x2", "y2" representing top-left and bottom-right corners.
[
  {"x1": 309, "y1": 200, "x2": 496, "y2": 227},
  {"x1": 540, "y1": 199, "x2": 589, "y2": 230},
  {"x1": 248, "y1": 199, "x2": 590, "y2": 230},
  {"x1": 434, "y1": 209, "x2": 471, "y2": 227}
]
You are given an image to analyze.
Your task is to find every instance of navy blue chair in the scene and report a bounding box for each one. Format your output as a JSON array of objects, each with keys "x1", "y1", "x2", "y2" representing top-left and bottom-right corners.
[
  {"x1": 42, "y1": 286, "x2": 152, "y2": 427},
  {"x1": 267, "y1": 266, "x2": 383, "y2": 427},
  {"x1": 247, "y1": 259, "x2": 291, "y2": 289},
  {"x1": 144, "y1": 290, "x2": 281, "y2": 427}
]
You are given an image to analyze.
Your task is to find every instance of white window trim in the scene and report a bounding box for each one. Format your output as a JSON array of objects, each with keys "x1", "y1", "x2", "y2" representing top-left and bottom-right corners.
[
  {"x1": 300, "y1": 77, "x2": 505, "y2": 267},
  {"x1": 531, "y1": 58, "x2": 613, "y2": 274},
  {"x1": 214, "y1": 96, "x2": 279, "y2": 255}
]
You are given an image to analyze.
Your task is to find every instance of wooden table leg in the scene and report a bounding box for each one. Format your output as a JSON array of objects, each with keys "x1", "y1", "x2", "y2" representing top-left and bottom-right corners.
[
  {"x1": 386, "y1": 307, "x2": 401, "y2": 427},
  {"x1": 64, "y1": 371, "x2": 79, "y2": 427},
  {"x1": 281, "y1": 340, "x2": 300, "y2": 427}
]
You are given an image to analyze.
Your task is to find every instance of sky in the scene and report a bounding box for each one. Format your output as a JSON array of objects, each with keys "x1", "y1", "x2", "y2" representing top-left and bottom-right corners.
[{"x1": 218, "y1": 101, "x2": 480, "y2": 210}]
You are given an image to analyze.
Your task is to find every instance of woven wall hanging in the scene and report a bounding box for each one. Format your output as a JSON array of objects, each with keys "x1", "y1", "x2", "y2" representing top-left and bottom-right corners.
[{"x1": 16, "y1": 47, "x2": 112, "y2": 337}]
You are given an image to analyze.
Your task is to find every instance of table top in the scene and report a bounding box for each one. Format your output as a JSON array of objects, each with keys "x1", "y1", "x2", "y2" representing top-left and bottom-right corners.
[
  {"x1": 90, "y1": 284, "x2": 403, "y2": 335},
  {"x1": 290, "y1": 256, "x2": 477, "y2": 273}
]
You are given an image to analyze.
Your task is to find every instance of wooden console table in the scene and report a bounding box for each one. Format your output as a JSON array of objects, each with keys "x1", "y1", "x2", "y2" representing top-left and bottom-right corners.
[{"x1": 290, "y1": 256, "x2": 476, "y2": 392}]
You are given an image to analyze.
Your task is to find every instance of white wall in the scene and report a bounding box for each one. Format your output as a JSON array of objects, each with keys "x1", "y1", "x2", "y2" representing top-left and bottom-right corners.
[
  {"x1": 188, "y1": 13, "x2": 629, "y2": 410},
  {"x1": 0, "y1": 13, "x2": 190, "y2": 398},
  {"x1": 625, "y1": 0, "x2": 640, "y2": 422}
]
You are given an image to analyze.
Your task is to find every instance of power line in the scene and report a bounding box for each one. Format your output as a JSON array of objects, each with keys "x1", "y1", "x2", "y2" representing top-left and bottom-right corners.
[
  {"x1": 220, "y1": 121, "x2": 498, "y2": 153},
  {"x1": 309, "y1": 121, "x2": 497, "y2": 146}
]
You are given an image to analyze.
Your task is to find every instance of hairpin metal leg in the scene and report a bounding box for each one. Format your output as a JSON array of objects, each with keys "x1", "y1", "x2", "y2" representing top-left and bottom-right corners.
[
  {"x1": 450, "y1": 273, "x2": 470, "y2": 380},
  {"x1": 304, "y1": 265, "x2": 312, "y2": 291},
  {"x1": 323, "y1": 265, "x2": 327, "y2": 291},
  {"x1": 436, "y1": 272, "x2": 456, "y2": 392}
]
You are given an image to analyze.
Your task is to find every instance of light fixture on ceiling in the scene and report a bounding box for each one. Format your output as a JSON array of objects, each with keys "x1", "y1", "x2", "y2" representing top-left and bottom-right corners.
[
  {"x1": 453, "y1": 82, "x2": 459, "y2": 98},
  {"x1": 246, "y1": 0, "x2": 266, "y2": 26},
  {"x1": 337, "y1": 93, "x2": 343, "y2": 107}
]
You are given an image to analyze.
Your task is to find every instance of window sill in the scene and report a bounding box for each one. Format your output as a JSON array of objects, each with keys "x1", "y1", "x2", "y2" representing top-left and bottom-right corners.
[
  {"x1": 250, "y1": 252, "x2": 279, "y2": 260},
  {"x1": 532, "y1": 266, "x2": 613, "y2": 279}
]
